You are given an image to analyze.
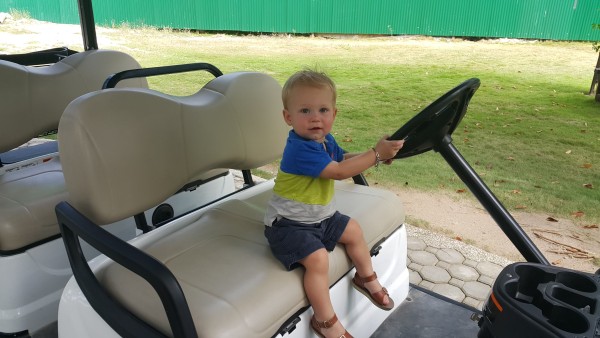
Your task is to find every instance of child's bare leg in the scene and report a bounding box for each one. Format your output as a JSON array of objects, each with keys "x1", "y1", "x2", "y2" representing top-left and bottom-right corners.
[
  {"x1": 338, "y1": 219, "x2": 391, "y2": 306},
  {"x1": 299, "y1": 248, "x2": 348, "y2": 338}
]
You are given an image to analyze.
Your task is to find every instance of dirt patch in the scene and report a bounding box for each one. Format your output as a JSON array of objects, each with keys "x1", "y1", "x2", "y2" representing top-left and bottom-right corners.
[
  {"x1": 396, "y1": 188, "x2": 599, "y2": 273},
  {"x1": 0, "y1": 17, "x2": 114, "y2": 53}
]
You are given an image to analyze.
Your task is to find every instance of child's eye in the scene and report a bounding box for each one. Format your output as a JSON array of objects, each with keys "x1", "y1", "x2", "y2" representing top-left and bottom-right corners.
[
  {"x1": 300, "y1": 108, "x2": 310, "y2": 114},
  {"x1": 319, "y1": 108, "x2": 329, "y2": 113}
]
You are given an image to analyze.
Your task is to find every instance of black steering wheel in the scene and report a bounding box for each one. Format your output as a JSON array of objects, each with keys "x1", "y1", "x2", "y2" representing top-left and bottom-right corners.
[
  {"x1": 387, "y1": 78, "x2": 550, "y2": 265},
  {"x1": 390, "y1": 78, "x2": 481, "y2": 159}
]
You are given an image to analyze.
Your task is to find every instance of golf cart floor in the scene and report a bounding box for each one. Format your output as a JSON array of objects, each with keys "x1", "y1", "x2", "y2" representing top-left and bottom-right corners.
[{"x1": 371, "y1": 284, "x2": 481, "y2": 337}]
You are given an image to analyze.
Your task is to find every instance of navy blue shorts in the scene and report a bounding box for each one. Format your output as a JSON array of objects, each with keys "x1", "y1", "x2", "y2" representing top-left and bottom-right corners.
[{"x1": 264, "y1": 211, "x2": 350, "y2": 271}]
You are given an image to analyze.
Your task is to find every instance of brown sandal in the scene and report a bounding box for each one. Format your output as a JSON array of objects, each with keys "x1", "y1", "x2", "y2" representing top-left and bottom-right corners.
[
  {"x1": 310, "y1": 314, "x2": 353, "y2": 338},
  {"x1": 352, "y1": 271, "x2": 395, "y2": 311}
]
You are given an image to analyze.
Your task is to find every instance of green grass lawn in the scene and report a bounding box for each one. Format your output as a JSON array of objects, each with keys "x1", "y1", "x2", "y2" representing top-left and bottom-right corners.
[{"x1": 6, "y1": 23, "x2": 598, "y2": 226}]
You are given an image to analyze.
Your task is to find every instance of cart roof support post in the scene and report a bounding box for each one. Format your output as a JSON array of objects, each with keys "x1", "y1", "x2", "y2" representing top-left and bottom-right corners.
[{"x1": 77, "y1": 0, "x2": 98, "y2": 50}]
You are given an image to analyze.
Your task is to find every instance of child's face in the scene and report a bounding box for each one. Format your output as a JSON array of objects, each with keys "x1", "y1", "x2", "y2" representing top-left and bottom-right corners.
[{"x1": 283, "y1": 84, "x2": 337, "y2": 143}]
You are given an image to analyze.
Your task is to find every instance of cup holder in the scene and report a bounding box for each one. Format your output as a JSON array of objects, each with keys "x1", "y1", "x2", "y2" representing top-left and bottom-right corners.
[
  {"x1": 545, "y1": 304, "x2": 589, "y2": 334},
  {"x1": 492, "y1": 263, "x2": 600, "y2": 336},
  {"x1": 555, "y1": 271, "x2": 597, "y2": 293},
  {"x1": 505, "y1": 281, "x2": 537, "y2": 304},
  {"x1": 550, "y1": 285, "x2": 596, "y2": 314},
  {"x1": 513, "y1": 264, "x2": 597, "y2": 294}
]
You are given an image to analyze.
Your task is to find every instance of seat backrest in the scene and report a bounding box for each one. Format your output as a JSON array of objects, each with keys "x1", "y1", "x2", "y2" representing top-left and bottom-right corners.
[
  {"x1": 58, "y1": 72, "x2": 288, "y2": 225},
  {"x1": 0, "y1": 49, "x2": 148, "y2": 152}
]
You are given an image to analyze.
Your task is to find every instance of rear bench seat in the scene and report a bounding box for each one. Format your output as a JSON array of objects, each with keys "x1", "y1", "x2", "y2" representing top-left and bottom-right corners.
[
  {"x1": 0, "y1": 50, "x2": 147, "y2": 252},
  {"x1": 58, "y1": 72, "x2": 405, "y2": 337}
]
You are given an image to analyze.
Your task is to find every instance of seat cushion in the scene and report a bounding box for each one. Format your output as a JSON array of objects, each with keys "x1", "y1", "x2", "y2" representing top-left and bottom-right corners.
[
  {"x1": 99, "y1": 181, "x2": 404, "y2": 338},
  {"x1": 0, "y1": 158, "x2": 67, "y2": 251},
  {"x1": 0, "y1": 139, "x2": 59, "y2": 164}
]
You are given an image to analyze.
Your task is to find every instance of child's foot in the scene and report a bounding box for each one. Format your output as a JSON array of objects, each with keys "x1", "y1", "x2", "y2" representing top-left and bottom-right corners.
[
  {"x1": 311, "y1": 314, "x2": 353, "y2": 338},
  {"x1": 352, "y1": 272, "x2": 395, "y2": 310}
]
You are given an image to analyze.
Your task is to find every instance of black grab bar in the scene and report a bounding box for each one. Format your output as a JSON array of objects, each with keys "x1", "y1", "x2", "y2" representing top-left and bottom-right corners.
[{"x1": 103, "y1": 62, "x2": 223, "y2": 89}]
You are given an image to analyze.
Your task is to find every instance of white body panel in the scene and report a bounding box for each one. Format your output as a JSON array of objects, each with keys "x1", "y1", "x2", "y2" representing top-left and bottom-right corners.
[{"x1": 0, "y1": 221, "x2": 136, "y2": 334}]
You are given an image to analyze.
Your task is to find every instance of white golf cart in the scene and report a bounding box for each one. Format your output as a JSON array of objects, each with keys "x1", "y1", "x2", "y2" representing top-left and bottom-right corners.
[
  {"x1": 54, "y1": 69, "x2": 600, "y2": 338},
  {"x1": 3, "y1": 1, "x2": 599, "y2": 337}
]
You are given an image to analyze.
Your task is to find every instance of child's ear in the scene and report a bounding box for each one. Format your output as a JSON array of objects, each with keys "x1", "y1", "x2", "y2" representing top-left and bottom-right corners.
[{"x1": 282, "y1": 109, "x2": 293, "y2": 126}]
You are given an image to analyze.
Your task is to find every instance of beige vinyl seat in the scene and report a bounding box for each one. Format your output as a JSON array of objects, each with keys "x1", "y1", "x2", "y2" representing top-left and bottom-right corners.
[
  {"x1": 0, "y1": 50, "x2": 147, "y2": 252},
  {"x1": 58, "y1": 72, "x2": 406, "y2": 337}
]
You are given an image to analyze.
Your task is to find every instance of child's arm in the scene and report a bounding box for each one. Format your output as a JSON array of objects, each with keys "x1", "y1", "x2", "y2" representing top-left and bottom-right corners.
[{"x1": 320, "y1": 136, "x2": 404, "y2": 180}]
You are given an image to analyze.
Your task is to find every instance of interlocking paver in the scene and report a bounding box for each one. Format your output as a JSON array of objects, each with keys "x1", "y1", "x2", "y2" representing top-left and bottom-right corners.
[
  {"x1": 478, "y1": 275, "x2": 495, "y2": 286},
  {"x1": 425, "y1": 247, "x2": 439, "y2": 254},
  {"x1": 432, "y1": 284, "x2": 465, "y2": 303},
  {"x1": 463, "y1": 281, "x2": 491, "y2": 300},
  {"x1": 405, "y1": 228, "x2": 511, "y2": 308},
  {"x1": 476, "y1": 261, "x2": 503, "y2": 278},
  {"x1": 420, "y1": 280, "x2": 435, "y2": 290},
  {"x1": 448, "y1": 264, "x2": 479, "y2": 282},
  {"x1": 409, "y1": 270, "x2": 422, "y2": 285},
  {"x1": 463, "y1": 297, "x2": 483, "y2": 310},
  {"x1": 408, "y1": 262, "x2": 423, "y2": 272},
  {"x1": 436, "y1": 261, "x2": 450, "y2": 269},
  {"x1": 436, "y1": 248, "x2": 465, "y2": 264},
  {"x1": 449, "y1": 278, "x2": 465, "y2": 288},
  {"x1": 463, "y1": 259, "x2": 478, "y2": 268},
  {"x1": 420, "y1": 266, "x2": 451, "y2": 284},
  {"x1": 407, "y1": 237, "x2": 427, "y2": 251},
  {"x1": 408, "y1": 250, "x2": 438, "y2": 266}
]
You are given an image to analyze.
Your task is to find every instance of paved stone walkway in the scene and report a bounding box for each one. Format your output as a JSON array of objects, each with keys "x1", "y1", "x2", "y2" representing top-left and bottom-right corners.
[{"x1": 406, "y1": 225, "x2": 513, "y2": 309}]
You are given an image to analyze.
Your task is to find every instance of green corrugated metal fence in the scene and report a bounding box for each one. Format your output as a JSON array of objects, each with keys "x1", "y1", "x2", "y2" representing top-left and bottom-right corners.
[{"x1": 2, "y1": 0, "x2": 600, "y2": 41}]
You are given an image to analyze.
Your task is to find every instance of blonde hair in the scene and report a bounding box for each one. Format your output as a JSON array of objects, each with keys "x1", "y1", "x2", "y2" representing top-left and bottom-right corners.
[{"x1": 282, "y1": 69, "x2": 337, "y2": 109}]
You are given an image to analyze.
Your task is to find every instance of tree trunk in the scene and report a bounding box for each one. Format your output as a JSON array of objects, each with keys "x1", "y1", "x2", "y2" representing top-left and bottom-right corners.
[{"x1": 589, "y1": 53, "x2": 600, "y2": 102}]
